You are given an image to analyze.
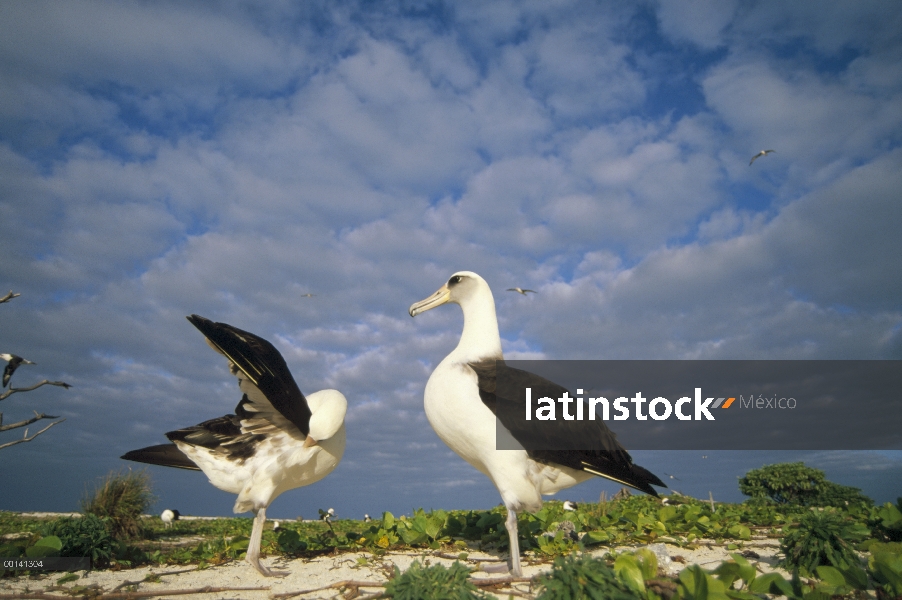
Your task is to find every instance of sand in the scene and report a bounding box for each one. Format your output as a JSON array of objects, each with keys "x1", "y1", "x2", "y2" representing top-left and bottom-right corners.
[{"x1": 0, "y1": 536, "x2": 789, "y2": 599}]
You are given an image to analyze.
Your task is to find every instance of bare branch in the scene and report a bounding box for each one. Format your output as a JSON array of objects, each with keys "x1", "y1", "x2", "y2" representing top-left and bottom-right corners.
[
  {"x1": 0, "y1": 290, "x2": 20, "y2": 304},
  {"x1": 0, "y1": 410, "x2": 61, "y2": 432},
  {"x1": 0, "y1": 379, "x2": 72, "y2": 401},
  {"x1": 0, "y1": 418, "x2": 65, "y2": 450}
]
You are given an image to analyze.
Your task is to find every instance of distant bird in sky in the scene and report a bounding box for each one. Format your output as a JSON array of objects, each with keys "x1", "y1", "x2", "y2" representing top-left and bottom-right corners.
[
  {"x1": 563, "y1": 500, "x2": 578, "y2": 511},
  {"x1": 160, "y1": 509, "x2": 180, "y2": 528},
  {"x1": 409, "y1": 271, "x2": 664, "y2": 576},
  {"x1": 749, "y1": 149, "x2": 776, "y2": 165},
  {"x1": 664, "y1": 472, "x2": 681, "y2": 481},
  {"x1": 506, "y1": 287, "x2": 536, "y2": 295},
  {"x1": 1, "y1": 353, "x2": 35, "y2": 388},
  {"x1": 300, "y1": 293, "x2": 315, "y2": 297},
  {"x1": 122, "y1": 315, "x2": 347, "y2": 577}
]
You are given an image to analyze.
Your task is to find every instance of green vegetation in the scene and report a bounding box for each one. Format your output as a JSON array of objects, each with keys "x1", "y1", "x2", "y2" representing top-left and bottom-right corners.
[
  {"x1": 2, "y1": 462, "x2": 901, "y2": 599},
  {"x1": 81, "y1": 469, "x2": 155, "y2": 540},
  {"x1": 42, "y1": 514, "x2": 114, "y2": 567},
  {"x1": 384, "y1": 560, "x2": 487, "y2": 599},
  {"x1": 536, "y1": 553, "x2": 642, "y2": 600},
  {"x1": 738, "y1": 462, "x2": 873, "y2": 508},
  {"x1": 778, "y1": 508, "x2": 868, "y2": 575}
]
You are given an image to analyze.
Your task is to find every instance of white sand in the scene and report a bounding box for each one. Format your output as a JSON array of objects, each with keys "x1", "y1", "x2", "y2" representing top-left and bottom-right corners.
[{"x1": 1, "y1": 537, "x2": 789, "y2": 599}]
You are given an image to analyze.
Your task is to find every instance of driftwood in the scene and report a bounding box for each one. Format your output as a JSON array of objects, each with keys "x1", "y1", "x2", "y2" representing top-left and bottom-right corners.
[{"x1": 0, "y1": 586, "x2": 271, "y2": 599}]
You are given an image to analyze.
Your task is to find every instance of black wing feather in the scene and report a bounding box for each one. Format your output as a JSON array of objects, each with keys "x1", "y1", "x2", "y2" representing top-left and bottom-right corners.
[
  {"x1": 470, "y1": 360, "x2": 665, "y2": 496},
  {"x1": 187, "y1": 314, "x2": 312, "y2": 435},
  {"x1": 165, "y1": 412, "x2": 266, "y2": 463},
  {"x1": 121, "y1": 443, "x2": 200, "y2": 471}
]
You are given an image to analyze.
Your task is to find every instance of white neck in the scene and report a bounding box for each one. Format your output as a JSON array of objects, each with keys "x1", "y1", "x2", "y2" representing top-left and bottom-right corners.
[{"x1": 451, "y1": 285, "x2": 503, "y2": 362}]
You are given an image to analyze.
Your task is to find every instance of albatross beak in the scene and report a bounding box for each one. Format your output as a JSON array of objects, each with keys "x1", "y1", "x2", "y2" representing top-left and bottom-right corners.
[
  {"x1": 409, "y1": 284, "x2": 451, "y2": 317},
  {"x1": 303, "y1": 436, "x2": 318, "y2": 448}
]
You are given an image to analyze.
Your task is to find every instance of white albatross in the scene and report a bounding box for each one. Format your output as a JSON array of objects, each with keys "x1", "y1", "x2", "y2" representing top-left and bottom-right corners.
[
  {"x1": 122, "y1": 315, "x2": 347, "y2": 577},
  {"x1": 749, "y1": 149, "x2": 775, "y2": 165},
  {"x1": 1, "y1": 353, "x2": 35, "y2": 388},
  {"x1": 506, "y1": 287, "x2": 536, "y2": 295},
  {"x1": 160, "y1": 509, "x2": 180, "y2": 528},
  {"x1": 409, "y1": 271, "x2": 665, "y2": 576}
]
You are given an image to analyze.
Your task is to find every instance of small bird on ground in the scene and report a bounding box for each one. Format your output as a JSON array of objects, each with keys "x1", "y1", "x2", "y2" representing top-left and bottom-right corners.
[
  {"x1": 506, "y1": 287, "x2": 536, "y2": 295},
  {"x1": 272, "y1": 521, "x2": 281, "y2": 531},
  {"x1": 160, "y1": 509, "x2": 180, "y2": 528},
  {"x1": 363, "y1": 514, "x2": 372, "y2": 523},
  {"x1": 749, "y1": 149, "x2": 776, "y2": 165},
  {"x1": 563, "y1": 501, "x2": 578, "y2": 511},
  {"x1": 1, "y1": 353, "x2": 35, "y2": 388},
  {"x1": 321, "y1": 507, "x2": 335, "y2": 523}
]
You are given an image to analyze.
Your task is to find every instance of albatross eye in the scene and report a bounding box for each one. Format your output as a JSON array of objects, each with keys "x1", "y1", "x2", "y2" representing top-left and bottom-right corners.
[{"x1": 449, "y1": 275, "x2": 463, "y2": 285}]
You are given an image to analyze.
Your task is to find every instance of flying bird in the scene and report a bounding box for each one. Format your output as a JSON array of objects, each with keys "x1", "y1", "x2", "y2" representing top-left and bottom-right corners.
[
  {"x1": 664, "y1": 472, "x2": 681, "y2": 481},
  {"x1": 506, "y1": 287, "x2": 536, "y2": 295},
  {"x1": 749, "y1": 149, "x2": 776, "y2": 165},
  {"x1": 160, "y1": 509, "x2": 180, "y2": 528},
  {"x1": 409, "y1": 271, "x2": 664, "y2": 576},
  {"x1": 122, "y1": 315, "x2": 347, "y2": 577},
  {"x1": 300, "y1": 293, "x2": 316, "y2": 297},
  {"x1": 1, "y1": 353, "x2": 35, "y2": 388}
]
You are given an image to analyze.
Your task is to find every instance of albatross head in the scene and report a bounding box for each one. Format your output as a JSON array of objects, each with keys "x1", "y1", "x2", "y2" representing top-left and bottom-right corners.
[
  {"x1": 409, "y1": 271, "x2": 502, "y2": 359},
  {"x1": 408, "y1": 271, "x2": 492, "y2": 316},
  {"x1": 303, "y1": 389, "x2": 348, "y2": 447}
]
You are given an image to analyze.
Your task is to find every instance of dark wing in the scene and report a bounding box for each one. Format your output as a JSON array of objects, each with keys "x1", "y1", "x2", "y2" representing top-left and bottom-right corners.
[
  {"x1": 2, "y1": 362, "x2": 12, "y2": 387},
  {"x1": 470, "y1": 360, "x2": 665, "y2": 496},
  {"x1": 165, "y1": 413, "x2": 266, "y2": 463},
  {"x1": 187, "y1": 314, "x2": 312, "y2": 437},
  {"x1": 121, "y1": 443, "x2": 200, "y2": 471}
]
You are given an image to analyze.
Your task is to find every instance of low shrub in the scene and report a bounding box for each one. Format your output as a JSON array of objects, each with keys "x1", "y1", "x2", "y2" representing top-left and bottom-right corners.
[
  {"x1": 81, "y1": 469, "x2": 155, "y2": 540},
  {"x1": 42, "y1": 514, "x2": 114, "y2": 567},
  {"x1": 384, "y1": 560, "x2": 487, "y2": 599}
]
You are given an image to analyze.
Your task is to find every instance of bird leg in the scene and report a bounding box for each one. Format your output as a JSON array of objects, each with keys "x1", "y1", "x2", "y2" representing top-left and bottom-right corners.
[
  {"x1": 246, "y1": 507, "x2": 287, "y2": 577},
  {"x1": 506, "y1": 508, "x2": 522, "y2": 576}
]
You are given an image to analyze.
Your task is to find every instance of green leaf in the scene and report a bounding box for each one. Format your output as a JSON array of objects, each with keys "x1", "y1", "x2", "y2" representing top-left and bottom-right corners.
[
  {"x1": 728, "y1": 553, "x2": 756, "y2": 584},
  {"x1": 582, "y1": 530, "x2": 610, "y2": 545},
  {"x1": 32, "y1": 535, "x2": 63, "y2": 550},
  {"x1": 57, "y1": 573, "x2": 79, "y2": 584},
  {"x1": 814, "y1": 565, "x2": 846, "y2": 586},
  {"x1": 614, "y1": 554, "x2": 646, "y2": 592},
  {"x1": 634, "y1": 548, "x2": 658, "y2": 580},
  {"x1": 228, "y1": 536, "x2": 249, "y2": 552},
  {"x1": 26, "y1": 536, "x2": 62, "y2": 558},
  {"x1": 381, "y1": 511, "x2": 395, "y2": 530}
]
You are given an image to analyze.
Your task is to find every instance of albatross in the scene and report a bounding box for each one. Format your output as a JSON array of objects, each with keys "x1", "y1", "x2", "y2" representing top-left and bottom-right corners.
[
  {"x1": 749, "y1": 149, "x2": 775, "y2": 165},
  {"x1": 409, "y1": 271, "x2": 664, "y2": 576},
  {"x1": 122, "y1": 315, "x2": 347, "y2": 577},
  {"x1": 1, "y1": 353, "x2": 35, "y2": 388},
  {"x1": 506, "y1": 287, "x2": 536, "y2": 295}
]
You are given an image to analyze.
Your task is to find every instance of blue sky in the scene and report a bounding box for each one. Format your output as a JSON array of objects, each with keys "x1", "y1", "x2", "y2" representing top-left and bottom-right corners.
[{"x1": 1, "y1": 1, "x2": 901, "y2": 520}]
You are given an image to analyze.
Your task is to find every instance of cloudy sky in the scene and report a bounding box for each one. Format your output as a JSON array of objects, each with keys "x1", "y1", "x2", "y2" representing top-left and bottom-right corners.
[{"x1": 1, "y1": 1, "x2": 901, "y2": 520}]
